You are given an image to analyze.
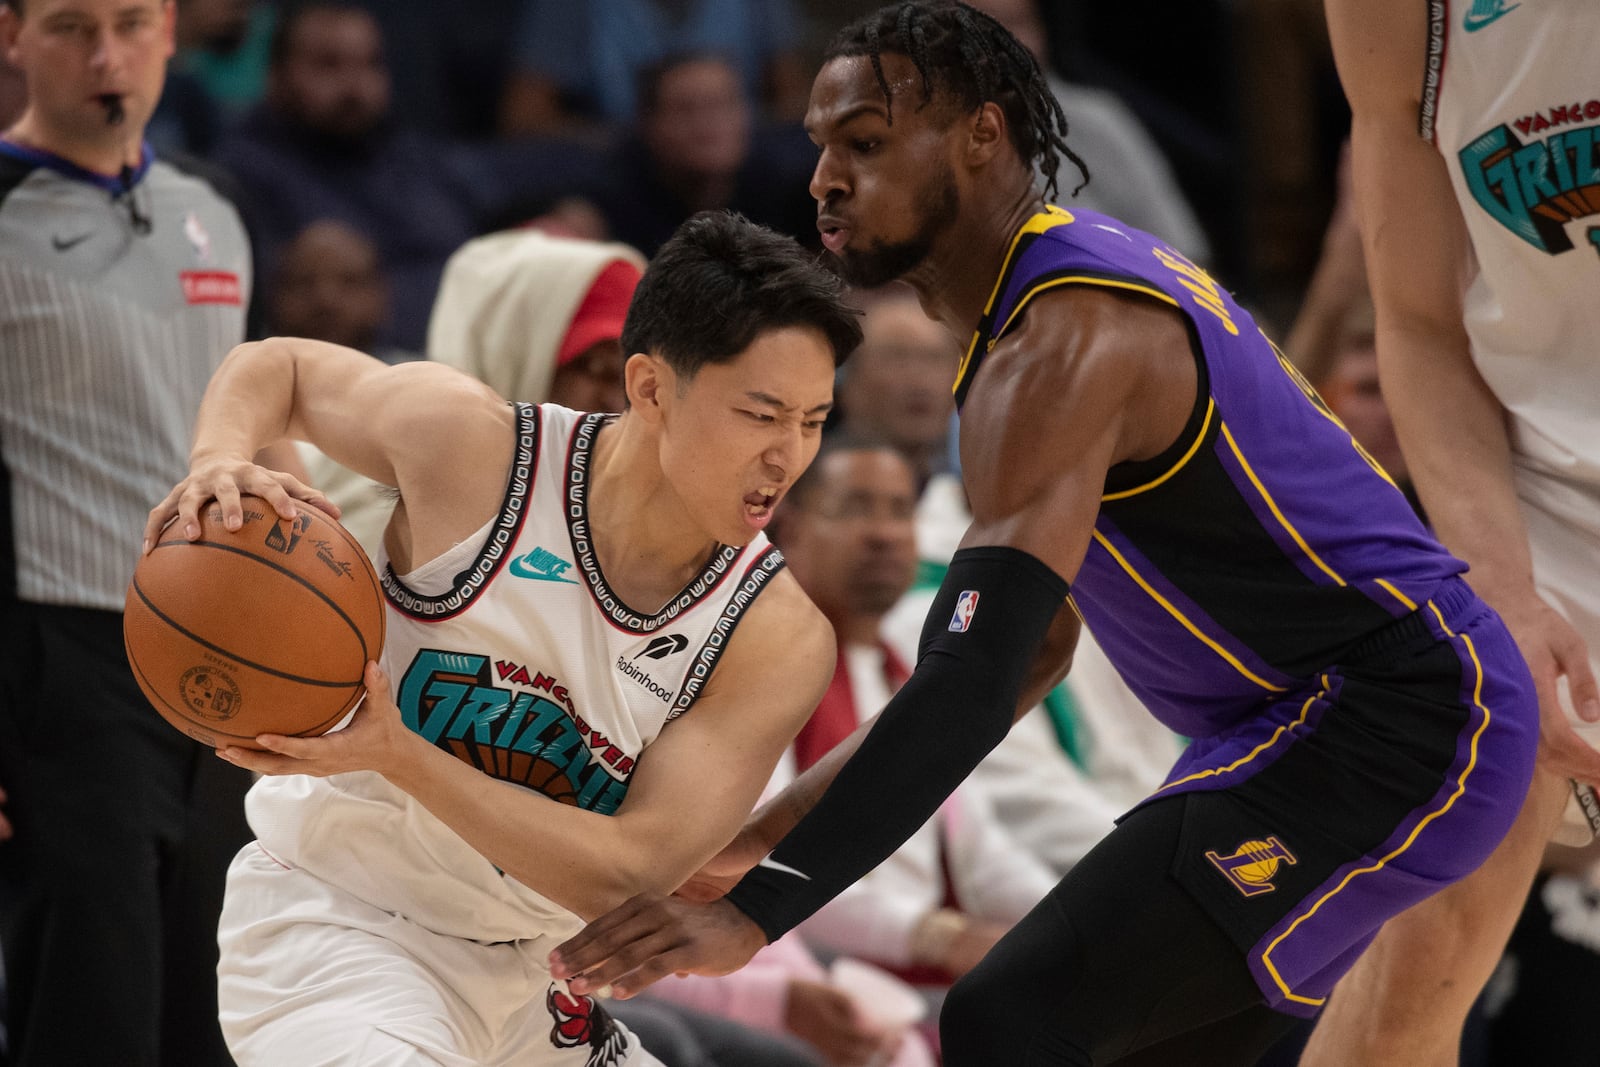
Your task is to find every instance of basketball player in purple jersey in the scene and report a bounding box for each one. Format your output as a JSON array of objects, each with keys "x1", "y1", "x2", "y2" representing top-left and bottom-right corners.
[{"x1": 549, "y1": 3, "x2": 1542, "y2": 1063}]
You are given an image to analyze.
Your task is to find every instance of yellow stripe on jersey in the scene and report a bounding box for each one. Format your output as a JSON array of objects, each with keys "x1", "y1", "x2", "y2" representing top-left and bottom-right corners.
[
  {"x1": 993, "y1": 275, "x2": 1179, "y2": 343},
  {"x1": 1257, "y1": 603, "x2": 1491, "y2": 1007},
  {"x1": 1374, "y1": 579, "x2": 1419, "y2": 612},
  {"x1": 1090, "y1": 529, "x2": 1287, "y2": 693},
  {"x1": 1103, "y1": 398, "x2": 1216, "y2": 502},
  {"x1": 1266, "y1": 334, "x2": 1400, "y2": 490},
  {"x1": 955, "y1": 207, "x2": 1075, "y2": 397},
  {"x1": 1219, "y1": 421, "x2": 1348, "y2": 588}
]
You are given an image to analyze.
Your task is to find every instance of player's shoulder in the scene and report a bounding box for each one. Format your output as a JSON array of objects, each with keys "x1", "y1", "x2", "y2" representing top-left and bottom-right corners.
[
  {"x1": 371, "y1": 359, "x2": 518, "y2": 454},
  {"x1": 713, "y1": 566, "x2": 835, "y2": 689}
]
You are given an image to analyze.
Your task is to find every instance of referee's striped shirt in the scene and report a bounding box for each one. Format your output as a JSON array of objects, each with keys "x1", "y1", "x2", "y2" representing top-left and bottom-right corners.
[{"x1": 1, "y1": 140, "x2": 251, "y2": 611}]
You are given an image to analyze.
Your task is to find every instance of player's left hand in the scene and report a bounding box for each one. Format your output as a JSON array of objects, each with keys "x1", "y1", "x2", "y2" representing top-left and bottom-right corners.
[
  {"x1": 549, "y1": 892, "x2": 768, "y2": 999},
  {"x1": 216, "y1": 662, "x2": 410, "y2": 778}
]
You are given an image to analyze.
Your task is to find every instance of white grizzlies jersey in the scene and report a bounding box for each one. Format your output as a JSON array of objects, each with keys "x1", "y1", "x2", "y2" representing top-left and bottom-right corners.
[
  {"x1": 1424, "y1": 0, "x2": 1600, "y2": 484},
  {"x1": 246, "y1": 403, "x2": 787, "y2": 942}
]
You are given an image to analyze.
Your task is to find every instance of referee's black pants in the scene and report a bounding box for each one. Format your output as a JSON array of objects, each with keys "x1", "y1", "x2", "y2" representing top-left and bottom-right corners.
[{"x1": 0, "y1": 602, "x2": 252, "y2": 1067}]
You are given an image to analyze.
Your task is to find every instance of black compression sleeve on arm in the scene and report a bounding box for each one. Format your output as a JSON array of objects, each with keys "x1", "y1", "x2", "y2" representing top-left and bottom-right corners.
[{"x1": 723, "y1": 546, "x2": 1070, "y2": 943}]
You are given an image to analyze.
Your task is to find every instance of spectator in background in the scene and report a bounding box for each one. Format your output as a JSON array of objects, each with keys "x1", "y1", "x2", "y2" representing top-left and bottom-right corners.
[
  {"x1": 967, "y1": 0, "x2": 1212, "y2": 262},
  {"x1": 212, "y1": 0, "x2": 488, "y2": 350},
  {"x1": 830, "y1": 287, "x2": 958, "y2": 493},
  {"x1": 302, "y1": 229, "x2": 647, "y2": 559},
  {"x1": 268, "y1": 219, "x2": 411, "y2": 362},
  {"x1": 0, "y1": 0, "x2": 295, "y2": 1062},
  {"x1": 594, "y1": 53, "x2": 816, "y2": 257},
  {"x1": 173, "y1": 0, "x2": 273, "y2": 121},
  {"x1": 500, "y1": 0, "x2": 810, "y2": 137}
]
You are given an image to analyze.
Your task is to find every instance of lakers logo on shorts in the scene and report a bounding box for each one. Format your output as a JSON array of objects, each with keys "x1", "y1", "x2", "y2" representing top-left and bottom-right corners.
[{"x1": 1206, "y1": 836, "x2": 1297, "y2": 897}]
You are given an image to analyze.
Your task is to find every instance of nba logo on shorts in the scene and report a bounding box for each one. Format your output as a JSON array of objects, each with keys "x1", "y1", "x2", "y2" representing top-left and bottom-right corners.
[{"x1": 949, "y1": 590, "x2": 980, "y2": 632}]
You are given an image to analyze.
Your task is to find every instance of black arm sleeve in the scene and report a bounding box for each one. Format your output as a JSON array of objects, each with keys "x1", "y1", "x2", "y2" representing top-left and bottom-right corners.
[{"x1": 722, "y1": 545, "x2": 1070, "y2": 942}]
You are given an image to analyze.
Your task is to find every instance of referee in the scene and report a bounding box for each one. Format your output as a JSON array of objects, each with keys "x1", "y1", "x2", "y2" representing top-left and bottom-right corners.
[{"x1": 0, "y1": 2, "x2": 292, "y2": 1063}]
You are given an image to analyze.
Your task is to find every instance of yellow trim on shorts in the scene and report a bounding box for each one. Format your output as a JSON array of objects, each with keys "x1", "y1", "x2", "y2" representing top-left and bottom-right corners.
[
  {"x1": 1219, "y1": 421, "x2": 1348, "y2": 587},
  {"x1": 1257, "y1": 601, "x2": 1491, "y2": 1007},
  {"x1": 1103, "y1": 399, "x2": 1216, "y2": 502},
  {"x1": 1153, "y1": 676, "x2": 1328, "y2": 796},
  {"x1": 1090, "y1": 529, "x2": 1287, "y2": 693}
]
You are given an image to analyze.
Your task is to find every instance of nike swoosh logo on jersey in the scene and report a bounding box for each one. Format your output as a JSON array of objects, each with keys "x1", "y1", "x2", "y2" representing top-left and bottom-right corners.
[
  {"x1": 1463, "y1": 0, "x2": 1519, "y2": 32},
  {"x1": 509, "y1": 548, "x2": 578, "y2": 583},
  {"x1": 756, "y1": 855, "x2": 811, "y2": 881},
  {"x1": 52, "y1": 232, "x2": 92, "y2": 251}
]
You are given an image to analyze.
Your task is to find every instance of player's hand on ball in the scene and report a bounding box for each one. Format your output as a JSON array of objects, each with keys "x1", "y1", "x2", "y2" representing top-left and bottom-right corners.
[
  {"x1": 217, "y1": 662, "x2": 406, "y2": 778},
  {"x1": 144, "y1": 454, "x2": 337, "y2": 553},
  {"x1": 549, "y1": 893, "x2": 768, "y2": 999}
]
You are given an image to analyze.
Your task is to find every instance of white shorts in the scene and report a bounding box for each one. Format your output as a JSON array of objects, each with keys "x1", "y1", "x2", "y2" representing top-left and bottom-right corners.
[
  {"x1": 218, "y1": 844, "x2": 663, "y2": 1067},
  {"x1": 1518, "y1": 468, "x2": 1600, "y2": 839}
]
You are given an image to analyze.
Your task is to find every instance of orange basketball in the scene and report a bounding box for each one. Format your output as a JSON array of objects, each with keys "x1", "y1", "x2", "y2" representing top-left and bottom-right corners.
[{"x1": 123, "y1": 496, "x2": 386, "y2": 750}]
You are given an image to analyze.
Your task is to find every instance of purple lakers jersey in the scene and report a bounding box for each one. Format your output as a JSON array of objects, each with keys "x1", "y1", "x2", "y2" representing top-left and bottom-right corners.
[{"x1": 955, "y1": 207, "x2": 1465, "y2": 739}]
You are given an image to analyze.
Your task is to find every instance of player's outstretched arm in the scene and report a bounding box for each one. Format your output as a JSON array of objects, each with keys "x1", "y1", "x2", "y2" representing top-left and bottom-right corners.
[
  {"x1": 1328, "y1": 0, "x2": 1600, "y2": 782},
  {"x1": 723, "y1": 599, "x2": 1081, "y2": 874},
  {"x1": 553, "y1": 286, "x2": 1191, "y2": 998}
]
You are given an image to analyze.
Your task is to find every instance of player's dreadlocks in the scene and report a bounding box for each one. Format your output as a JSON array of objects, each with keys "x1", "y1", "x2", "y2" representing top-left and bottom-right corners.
[{"x1": 824, "y1": 0, "x2": 1088, "y2": 201}]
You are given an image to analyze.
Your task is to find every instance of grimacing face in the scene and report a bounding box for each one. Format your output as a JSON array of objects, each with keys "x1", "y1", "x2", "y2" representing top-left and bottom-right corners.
[
  {"x1": 650, "y1": 326, "x2": 837, "y2": 547},
  {"x1": 806, "y1": 53, "x2": 963, "y2": 288}
]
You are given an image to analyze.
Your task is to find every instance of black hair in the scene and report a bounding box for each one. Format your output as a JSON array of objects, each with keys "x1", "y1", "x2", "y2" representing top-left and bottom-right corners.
[
  {"x1": 824, "y1": 0, "x2": 1087, "y2": 200},
  {"x1": 622, "y1": 211, "x2": 863, "y2": 378},
  {"x1": 269, "y1": 1, "x2": 375, "y2": 68}
]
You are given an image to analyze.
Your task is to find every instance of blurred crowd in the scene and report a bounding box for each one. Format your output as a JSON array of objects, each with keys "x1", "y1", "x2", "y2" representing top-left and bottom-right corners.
[{"x1": 0, "y1": 0, "x2": 1348, "y2": 350}]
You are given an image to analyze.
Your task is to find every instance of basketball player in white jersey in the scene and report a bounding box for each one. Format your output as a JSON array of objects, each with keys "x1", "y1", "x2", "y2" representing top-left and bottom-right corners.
[
  {"x1": 1307, "y1": 3, "x2": 1600, "y2": 1063},
  {"x1": 142, "y1": 211, "x2": 862, "y2": 1067}
]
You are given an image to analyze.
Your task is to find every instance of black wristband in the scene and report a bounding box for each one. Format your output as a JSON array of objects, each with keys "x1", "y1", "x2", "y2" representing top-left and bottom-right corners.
[{"x1": 724, "y1": 545, "x2": 1070, "y2": 942}]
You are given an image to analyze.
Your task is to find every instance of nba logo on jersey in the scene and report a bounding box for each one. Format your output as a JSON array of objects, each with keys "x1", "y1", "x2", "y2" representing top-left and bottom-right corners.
[{"x1": 949, "y1": 590, "x2": 980, "y2": 632}]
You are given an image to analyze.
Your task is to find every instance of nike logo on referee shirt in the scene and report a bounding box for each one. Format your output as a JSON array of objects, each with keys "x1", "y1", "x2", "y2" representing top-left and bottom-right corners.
[
  {"x1": 756, "y1": 855, "x2": 811, "y2": 881},
  {"x1": 52, "y1": 232, "x2": 92, "y2": 252}
]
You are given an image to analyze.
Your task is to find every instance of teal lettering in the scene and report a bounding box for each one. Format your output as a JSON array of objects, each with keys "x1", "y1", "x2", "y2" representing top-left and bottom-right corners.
[
  {"x1": 1550, "y1": 130, "x2": 1578, "y2": 192},
  {"x1": 1461, "y1": 126, "x2": 1543, "y2": 249},
  {"x1": 445, "y1": 687, "x2": 512, "y2": 743},
  {"x1": 1514, "y1": 141, "x2": 1560, "y2": 210},
  {"x1": 504, "y1": 696, "x2": 569, "y2": 752},
  {"x1": 1572, "y1": 127, "x2": 1600, "y2": 186},
  {"x1": 574, "y1": 763, "x2": 628, "y2": 814}
]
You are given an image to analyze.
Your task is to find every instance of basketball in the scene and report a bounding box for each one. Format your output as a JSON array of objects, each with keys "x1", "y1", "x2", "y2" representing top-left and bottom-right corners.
[{"x1": 124, "y1": 496, "x2": 386, "y2": 749}]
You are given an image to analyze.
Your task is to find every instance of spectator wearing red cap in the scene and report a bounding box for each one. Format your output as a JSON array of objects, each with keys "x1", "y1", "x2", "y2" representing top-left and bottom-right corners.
[
  {"x1": 428, "y1": 228, "x2": 646, "y2": 414},
  {"x1": 302, "y1": 229, "x2": 647, "y2": 557}
]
